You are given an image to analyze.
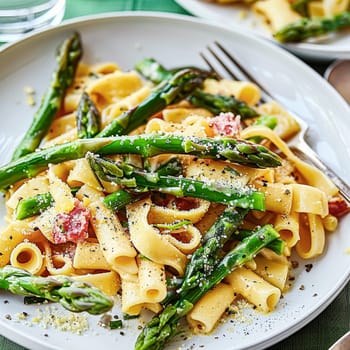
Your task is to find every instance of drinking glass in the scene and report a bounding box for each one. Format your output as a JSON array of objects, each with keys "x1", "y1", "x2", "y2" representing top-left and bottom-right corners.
[{"x1": 0, "y1": 0, "x2": 66, "y2": 42}]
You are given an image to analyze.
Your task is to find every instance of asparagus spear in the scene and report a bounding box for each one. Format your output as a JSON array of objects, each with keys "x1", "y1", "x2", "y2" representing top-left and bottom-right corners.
[
  {"x1": 88, "y1": 155, "x2": 265, "y2": 211},
  {"x1": 135, "y1": 58, "x2": 172, "y2": 84},
  {"x1": 135, "y1": 58, "x2": 259, "y2": 119},
  {"x1": 291, "y1": 0, "x2": 310, "y2": 17},
  {"x1": 274, "y1": 12, "x2": 350, "y2": 43},
  {"x1": 97, "y1": 68, "x2": 210, "y2": 137},
  {"x1": 135, "y1": 224, "x2": 280, "y2": 350},
  {"x1": 103, "y1": 189, "x2": 141, "y2": 212},
  {"x1": 103, "y1": 157, "x2": 183, "y2": 211},
  {"x1": 235, "y1": 229, "x2": 285, "y2": 255},
  {"x1": 0, "y1": 266, "x2": 113, "y2": 315},
  {"x1": 12, "y1": 32, "x2": 83, "y2": 160},
  {"x1": 15, "y1": 186, "x2": 81, "y2": 220},
  {"x1": 15, "y1": 192, "x2": 53, "y2": 220},
  {"x1": 0, "y1": 134, "x2": 281, "y2": 192},
  {"x1": 247, "y1": 114, "x2": 278, "y2": 144},
  {"x1": 164, "y1": 222, "x2": 285, "y2": 305},
  {"x1": 179, "y1": 207, "x2": 248, "y2": 294},
  {"x1": 189, "y1": 88, "x2": 259, "y2": 119},
  {"x1": 77, "y1": 92, "x2": 101, "y2": 138}
]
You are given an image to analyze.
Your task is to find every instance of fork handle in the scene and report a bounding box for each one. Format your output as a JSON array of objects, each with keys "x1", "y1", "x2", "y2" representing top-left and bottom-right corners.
[{"x1": 293, "y1": 140, "x2": 350, "y2": 203}]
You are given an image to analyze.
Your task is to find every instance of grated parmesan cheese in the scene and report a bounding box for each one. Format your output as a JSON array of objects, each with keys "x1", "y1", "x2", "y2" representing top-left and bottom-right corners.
[
  {"x1": 24, "y1": 86, "x2": 36, "y2": 106},
  {"x1": 30, "y1": 306, "x2": 89, "y2": 334},
  {"x1": 238, "y1": 10, "x2": 247, "y2": 19}
]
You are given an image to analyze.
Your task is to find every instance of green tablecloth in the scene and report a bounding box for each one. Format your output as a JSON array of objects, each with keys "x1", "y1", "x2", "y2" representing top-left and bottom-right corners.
[{"x1": 0, "y1": 1, "x2": 349, "y2": 349}]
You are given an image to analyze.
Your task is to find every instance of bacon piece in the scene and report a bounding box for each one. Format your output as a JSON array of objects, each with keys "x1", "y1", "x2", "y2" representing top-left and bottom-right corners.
[
  {"x1": 328, "y1": 197, "x2": 350, "y2": 218},
  {"x1": 209, "y1": 112, "x2": 241, "y2": 137},
  {"x1": 174, "y1": 198, "x2": 198, "y2": 211},
  {"x1": 52, "y1": 201, "x2": 91, "y2": 244}
]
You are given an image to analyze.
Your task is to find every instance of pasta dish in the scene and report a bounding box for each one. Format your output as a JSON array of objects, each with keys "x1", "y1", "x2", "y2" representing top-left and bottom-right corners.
[
  {"x1": 0, "y1": 32, "x2": 348, "y2": 350},
  {"x1": 210, "y1": 0, "x2": 350, "y2": 42}
]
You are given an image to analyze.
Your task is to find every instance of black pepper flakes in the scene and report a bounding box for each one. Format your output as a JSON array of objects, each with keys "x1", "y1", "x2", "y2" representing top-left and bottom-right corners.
[
  {"x1": 305, "y1": 264, "x2": 313, "y2": 272},
  {"x1": 291, "y1": 260, "x2": 299, "y2": 269}
]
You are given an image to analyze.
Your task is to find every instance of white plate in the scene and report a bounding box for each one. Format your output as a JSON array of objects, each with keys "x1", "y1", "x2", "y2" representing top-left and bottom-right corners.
[
  {"x1": 1, "y1": 11, "x2": 350, "y2": 350},
  {"x1": 175, "y1": 0, "x2": 350, "y2": 60}
]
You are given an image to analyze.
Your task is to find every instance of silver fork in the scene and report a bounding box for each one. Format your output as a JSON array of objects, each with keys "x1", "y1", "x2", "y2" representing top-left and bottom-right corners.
[{"x1": 201, "y1": 41, "x2": 350, "y2": 203}]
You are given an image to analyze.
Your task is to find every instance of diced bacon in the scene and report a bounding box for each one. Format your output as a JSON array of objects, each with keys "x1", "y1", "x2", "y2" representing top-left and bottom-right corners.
[
  {"x1": 209, "y1": 112, "x2": 242, "y2": 137},
  {"x1": 52, "y1": 201, "x2": 91, "y2": 244},
  {"x1": 328, "y1": 197, "x2": 350, "y2": 218},
  {"x1": 174, "y1": 198, "x2": 198, "y2": 211}
]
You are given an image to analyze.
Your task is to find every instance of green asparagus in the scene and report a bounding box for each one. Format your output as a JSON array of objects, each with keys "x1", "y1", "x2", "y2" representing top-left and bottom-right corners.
[
  {"x1": 291, "y1": 0, "x2": 310, "y2": 17},
  {"x1": 135, "y1": 58, "x2": 173, "y2": 84},
  {"x1": 274, "y1": 12, "x2": 350, "y2": 43},
  {"x1": 103, "y1": 157, "x2": 183, "y2": 211},
  {"x1": 166, "y1": 224, "x2": 285, "y2": 303},
  {"x1": 0, "y1": 133, "x2": 281, "y2": 192},
  {"x1": 189, "y1": 88, "x2": 259, "y2": 119},
  {"x1": 15, "y1": 193, "x2": 54, "y2": 220},
  {"x1": 234, "y1": 229, "x2": 285, "y2": 255},
  {"x1": 97, "y1": 68, "x2": 210, "y2": 137},
  {"x1": 12, "y1": 32, "x2": 83, "y2": 160},
  {"x1": 135, "y1": 225, "x2": 280, "y2": 350},
  {"x1": 15, "y1": 186, "x2": 80, "y2": 220},
  {"x1": 88, "y1": 155, "x2": 265, "y2": 210},
  {"x1": 179, "y1": 207, "x2": 248, "y2": 294},
  {"x1": 0, "y1": 266, "x2": 113, "y2": 315},
  {"x1": 135, "y1": 58, "x2": 259, "y2": 119},
  {"x1": 77, "y1": 91, "x2": 101, "y2": 138},
  {"x1": 247, "y1": 114, "x2": 278, "y2": 144}
]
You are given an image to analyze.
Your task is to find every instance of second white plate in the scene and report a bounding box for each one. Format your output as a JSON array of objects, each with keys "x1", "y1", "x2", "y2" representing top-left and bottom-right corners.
[{"x1": 175, "y1": 0, "x2": 350, "y2": 60}]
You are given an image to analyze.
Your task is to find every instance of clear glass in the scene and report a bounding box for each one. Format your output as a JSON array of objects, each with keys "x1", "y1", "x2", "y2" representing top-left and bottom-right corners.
[{"x1": 0, "y1": 0, "x2": 66, "y2": 42}]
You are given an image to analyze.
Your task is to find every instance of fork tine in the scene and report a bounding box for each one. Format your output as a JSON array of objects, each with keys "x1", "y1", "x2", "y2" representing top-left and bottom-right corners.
[
  {"x1": 205, "y1": 46, "x2": 240, "y2": 81},
  {"x1": 199, "y1": 52, "x2": 221, "y2": 79},
  {"x1": 214, "y1": 42, "x2": 262, "y2": 88},
  {"x1": 213, "y1": 41, "x2": 273, "y2": 103}
]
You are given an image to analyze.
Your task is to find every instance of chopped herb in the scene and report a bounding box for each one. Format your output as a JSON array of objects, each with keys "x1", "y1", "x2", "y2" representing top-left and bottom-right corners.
[
  {"x1": 123, "y1": 313, "x2": 140, "y2": 320},
  {"x1": 223, "y1": 165, "x2": 240, "y2": 176},
  {"x1": 24, "y1": 296, "x2": 48, "y2": 305},
  {"x1": 138, "y1": 254, "x2": 151, "y2": 261},
  {"x1": 305, "y1": 264, "x2": 313, "y2": 272},
  {"x1": 154, "y1": 220, "x2": 191, "y2": 231},
  {"x1": 110, "y1": 319, "x2": 123, "y2": 329}
]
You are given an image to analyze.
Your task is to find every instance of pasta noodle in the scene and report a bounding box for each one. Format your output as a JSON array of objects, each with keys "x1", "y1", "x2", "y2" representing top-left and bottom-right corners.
[
  {"x1": 10, "y1": 242, "x2": 45, "y2": 275},
  {"x1": 225, "y1": 267, "x2": 281, "y2": 313},
  {"x1": 127, "y1": 198, "x2": 188, "y2": 275},
  {"x1": 89, "y1": 201, "x2": 138, "y2": 274},
  {"x1": 252, "y1": 0, "x2": 302, "y2": 32},
  {"x1": 187, "y1": 283, "x2": 235, "y2": 334},
  {"x1": 73, "y1": 271, "x2": 120, "y2": 296}
]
